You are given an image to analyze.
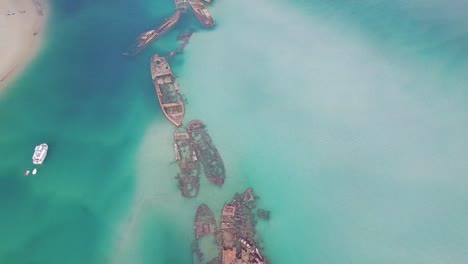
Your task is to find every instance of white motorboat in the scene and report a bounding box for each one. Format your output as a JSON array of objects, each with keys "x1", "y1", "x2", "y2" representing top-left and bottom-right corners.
[{"x1": 32, "y1": 143, "x2": 48, "y2": 165}]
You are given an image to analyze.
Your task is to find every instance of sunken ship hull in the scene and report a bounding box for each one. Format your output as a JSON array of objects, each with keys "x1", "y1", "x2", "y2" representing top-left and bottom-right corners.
[
  {"x1": 187, "y1": 0, "x2": 215, "y2": 28},
  {"x1": 219, "y1": 189, "x2": 268, "y2": 264},
  {"x1": 124, "y1": 11, "x2": 181, "y2": 56},
  {"x1": 193, "y1": 204, "x2": 218, "y2": 263},
  {"x1": 176, "y1": 174, "x2": 200, "y2": 198},
  {"x1": 195, "y1": 204, "x2": 217, "y2": 239},
  {"x1": 175, "y1": 127, "x2": 200, "y2": 198},
  {"x1": 188, "y1": 120, "x2": 225, "y2": 186},
  {"x1": 151, "y1": 54, "x2": 185, "y2": 127}
]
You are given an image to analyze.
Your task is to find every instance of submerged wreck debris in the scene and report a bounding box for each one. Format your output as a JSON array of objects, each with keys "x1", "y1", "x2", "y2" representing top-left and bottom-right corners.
[
  {"x1": 191, "y1": 191, "x2": 270, "y2": 264},
  {"x1": 176, "y1": 174, "x2": 200, "y2": 198},
  {"x1": 195, "y1": 204, "x2": 217, "y2": 239},
  {"x1": 188, "y1": 120, "x2": 225, "y2": 186},
  {"x1": 177, "y1": 29, "x2": 194, "y2": 41},
  {"x1": 218, "y1": 188, "x2": 268, "y2": 264},
  {"x1": 124, "y1": 0, "x2": 216, "y2": 56},
  {"x1": 175, "y1": 0, "x2": 189, "y2": 13},
  {"x1": 168, "y1": 29, "x2": 195, "y2": 60},
  {"x1": 193, "y1": 204, "x2": 218, "y2": 263},
  {"x1": 197, "y1": 188, "x2": 267, "y2": 264},
  {"x1": 123, "y1": 11, "x2": 181, "y2": 56},
  {"x1": 174, "y1": 120, "x2": 225, "y2": 198},
  {"x1": 257, "y1": 209, "x2": 270, "y2": 221},
  {"x1": 175, "y1": 127, "x2": 200, "y2": 198},
  {"x1": 192, "y1": 239, "x2": 204, "y2": 262}
]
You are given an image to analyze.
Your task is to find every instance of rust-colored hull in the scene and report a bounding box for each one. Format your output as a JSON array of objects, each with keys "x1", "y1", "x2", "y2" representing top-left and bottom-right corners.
[
  {"x1": 175, "y1": 128, "x2": 200, "y2": 198},
  {"x1": 151, "y1": 55, "x2": 185, "y2": 127},
  {"x1": 124, "y1": 11, "x2": 181, "y2": 56},
  {"x1": 188, "y1": 120, "x2": 225, "y2": 186},
  {"x1": 155, "y1": 89, "x2": 185, "y2": 127},
  {"x1": 187, "y1": 0, "x2": 215, "y2": 28},
  {"x1": 195, "y1": 204, "x2": 216, "y2": 239}
]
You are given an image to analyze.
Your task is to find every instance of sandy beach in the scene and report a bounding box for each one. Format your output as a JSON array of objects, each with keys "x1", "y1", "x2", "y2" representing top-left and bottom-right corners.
[{"x1": 0, "y1": 0, "x2": 47, "y2": 93}]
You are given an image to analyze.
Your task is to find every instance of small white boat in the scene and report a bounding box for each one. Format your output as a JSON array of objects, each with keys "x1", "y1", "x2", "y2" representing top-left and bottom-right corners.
[
  {"x1": 24, "y1": 170, "x2": 30, "y2": 176},
  {"x1": 32, "y1": 168, "x2": 37, "y2": 175},
  {"x1": 32, "y1": 143, "x2": 48, "y2": 165}
]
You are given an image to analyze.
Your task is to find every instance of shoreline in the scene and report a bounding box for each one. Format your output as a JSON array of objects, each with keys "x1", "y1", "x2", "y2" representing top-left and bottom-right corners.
[{"x1": 0, "y1": 0, "x2": 48, "y2": 94}]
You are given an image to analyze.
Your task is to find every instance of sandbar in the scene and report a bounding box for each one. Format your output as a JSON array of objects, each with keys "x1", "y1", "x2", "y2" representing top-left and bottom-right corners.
[{"x1": 0, "y1": 0, "x2": 48, "y2": 93}]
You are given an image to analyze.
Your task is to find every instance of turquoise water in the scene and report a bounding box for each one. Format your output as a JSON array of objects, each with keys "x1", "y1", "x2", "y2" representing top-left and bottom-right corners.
[{"x1": 1, "y1": 0, "x2": 468, "y2": 263}]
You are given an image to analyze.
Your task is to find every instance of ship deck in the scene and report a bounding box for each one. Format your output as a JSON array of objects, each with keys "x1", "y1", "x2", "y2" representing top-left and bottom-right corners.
[
  {"x1": 195, "y1": 204, "x2": 217, "y2": 238},
  {"x1": 159, "y1": 82, "x2": 181, "y2": 103},
  {"x1": 218, "y1": 190, "x2": 267, "y2": 264},
  {"x1": 187, "y1": 0, "x2": 214, "y2": 27},
  {"x1": 124, "y1": 11, "x2": 181, "y2": 56},
  {"x1": 152, "y1": 55, "x2": 185, "y2": 126},
  {"x1": 176, "y1": 174, "x2": 199, "y2": 198},
  {"x1": 190, "y1": 126, "x2": 225, "y2": 185}
]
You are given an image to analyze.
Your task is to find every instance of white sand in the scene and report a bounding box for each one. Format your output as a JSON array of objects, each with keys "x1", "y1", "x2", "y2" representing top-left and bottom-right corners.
[
  {"x1": 0, "y1": 0, "x2": 47, "y2": 93},
  {"x1": 109, "y1": 121, "x2": 184, "y2": 263}
]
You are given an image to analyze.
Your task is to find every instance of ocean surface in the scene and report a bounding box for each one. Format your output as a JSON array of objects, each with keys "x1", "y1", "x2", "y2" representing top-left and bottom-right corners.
[{"x1": 1, "y1": 0, "x2": 468, "y2": 263}]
